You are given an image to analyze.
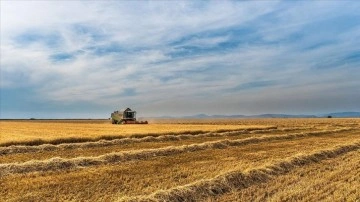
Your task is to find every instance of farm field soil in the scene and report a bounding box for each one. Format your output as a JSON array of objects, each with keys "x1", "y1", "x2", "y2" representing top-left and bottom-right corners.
[
  {"x1": 214, "y1": 149, "x2": 360, "y2": 202},
  {"x1": 0, "y1": 120, "x2": 270, "y2": 146},
  {"x1": 0, "y1": 127, "x2": 354, "y2": 164},
  {"x1": 0, "y1": 118, "x2": 359, "y2": 201}
]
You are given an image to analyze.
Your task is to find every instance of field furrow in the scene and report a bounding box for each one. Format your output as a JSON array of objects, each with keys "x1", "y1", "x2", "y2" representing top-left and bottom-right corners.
[
  {"x1": 123, "y1": 141, "x2": 360, "y2": 202},
  {"x1": 0, "y1": 126, "x2": 280, "y2": 155},
  {"x1": 0, "y1": 128, "x2": 356, "y2": 172},
  {"x1": 214, "y1": 150, "x2": 360, "y2": 202},
  {"x1": 0, "y1": 127, "x2": 303, "y2": 164},
  {"x1": 0, "y1": 121, "x2": 273, "y2": 146},
  {"x1": 1, "y1": 118, "x2": 359, "y2": 201},
  {"x1": 1, "y1": 126, "x2": 350, "y2": 164},
  {"x1": 1, "y1": 126, "x2": 359, "y2": 201}
]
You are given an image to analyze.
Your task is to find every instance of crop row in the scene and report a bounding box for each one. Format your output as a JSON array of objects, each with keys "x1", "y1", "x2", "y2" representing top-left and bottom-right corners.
[
  {"x1": 0, "y1": 127, "x2": 355, "y2": 176},
  {"x1": 122, "y1": 141, "x2": 360, "y2": 202}
]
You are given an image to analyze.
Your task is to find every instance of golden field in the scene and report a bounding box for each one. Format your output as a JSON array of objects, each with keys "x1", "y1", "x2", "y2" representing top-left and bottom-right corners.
[
  {"x1": 0, "y1": 118, "x2": 359, "y2": 201},
  {"x1": 0, "y1": 120, "x2": 270, "y2": 146}
]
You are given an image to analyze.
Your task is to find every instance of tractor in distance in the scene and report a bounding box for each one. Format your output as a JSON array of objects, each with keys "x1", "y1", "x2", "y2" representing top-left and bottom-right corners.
[{"x1": 111, "y1": 107, "x2": 148, "y2": 124}]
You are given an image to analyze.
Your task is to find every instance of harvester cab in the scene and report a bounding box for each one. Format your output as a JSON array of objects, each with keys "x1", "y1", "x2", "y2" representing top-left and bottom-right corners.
[{"x1": 111, "y1": 107, "x2": 148, "y2": 124}]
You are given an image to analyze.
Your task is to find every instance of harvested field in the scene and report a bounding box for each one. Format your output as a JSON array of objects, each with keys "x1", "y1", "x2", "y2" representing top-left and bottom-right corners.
[
  {"x1": 214, "y1": 149, "x2": 360, "y2": 202},
  {"x1": 0, "y1": 118, "x2": 359, "y2": 201},
  {"x1": 0, "y1": 120, "x2": 270, "y2": 146}
]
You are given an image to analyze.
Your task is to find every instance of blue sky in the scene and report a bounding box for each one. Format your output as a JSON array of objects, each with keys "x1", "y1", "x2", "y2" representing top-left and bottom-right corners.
[{"x1": 1, "y1": 1, "x2": 360, "y2": 118}]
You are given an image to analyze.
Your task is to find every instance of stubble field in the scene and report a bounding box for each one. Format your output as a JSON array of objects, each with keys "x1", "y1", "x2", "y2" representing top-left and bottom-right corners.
[{"x1": 0, "y1": 118, "x2": 359, "y2": 201}]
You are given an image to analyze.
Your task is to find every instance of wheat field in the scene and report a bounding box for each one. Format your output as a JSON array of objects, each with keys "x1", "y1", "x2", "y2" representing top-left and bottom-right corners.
[{"x1": 0, "y1": 118, "x2": 359, "y2": 201}]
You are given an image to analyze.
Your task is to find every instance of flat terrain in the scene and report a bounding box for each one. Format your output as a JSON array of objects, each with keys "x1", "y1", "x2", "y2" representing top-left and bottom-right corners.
[
  {"x1": 0, "y1": 120, "x2": 268, "y2": 146},
  {"x1": 0, "y1": 118, "x2": 359, "y2": 201}
]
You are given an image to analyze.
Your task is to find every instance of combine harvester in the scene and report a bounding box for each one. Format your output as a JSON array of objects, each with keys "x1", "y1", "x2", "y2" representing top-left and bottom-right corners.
[{"x1": 111, "y1": 107, "x2": 148, "y2": 124}]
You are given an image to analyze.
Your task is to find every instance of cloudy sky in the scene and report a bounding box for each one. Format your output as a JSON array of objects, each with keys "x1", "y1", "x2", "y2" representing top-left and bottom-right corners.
[{"x1": 1, "y1": 1, "x2": 360, "y2": 118}]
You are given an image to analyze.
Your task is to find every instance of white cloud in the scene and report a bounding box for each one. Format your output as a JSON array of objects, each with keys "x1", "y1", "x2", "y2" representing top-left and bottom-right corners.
[{"x1": 1, "y1": 0, "x2": 360, "y2": 117}]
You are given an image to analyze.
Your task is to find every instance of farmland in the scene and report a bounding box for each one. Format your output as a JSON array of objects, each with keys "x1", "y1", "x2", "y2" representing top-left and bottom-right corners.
[{"x1": 0, "y1": 118, "x2": 359, "y2": 201}]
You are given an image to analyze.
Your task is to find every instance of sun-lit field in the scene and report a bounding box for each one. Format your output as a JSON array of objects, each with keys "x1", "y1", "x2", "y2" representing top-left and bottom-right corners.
[
  {"x1": 0, "y1": 120, "x2": 270, "y2": 146},
  {"x1": 0, "y1": 118, "x2": 359, "y2": 201}
]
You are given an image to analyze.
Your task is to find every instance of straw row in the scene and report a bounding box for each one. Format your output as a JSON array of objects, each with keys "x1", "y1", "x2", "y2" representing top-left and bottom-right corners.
[
  {"x1": 121, "y1": 141, "x2": 360, "y2": 202},
  {"x1": 0, "y1": 128, "x2": 354, "y2": 176}
]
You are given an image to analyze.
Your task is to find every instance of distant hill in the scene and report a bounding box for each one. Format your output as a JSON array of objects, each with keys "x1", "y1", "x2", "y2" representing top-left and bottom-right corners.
[
  {"x1": 251, "y1": 114, "x2": 317, "y2": 118},
  {"x1": 323, "y1": 112, "x2": 360, "y2": 118},
  {"x1": 182, "y1": 114, "x2": 246, "y2": 119},
  {"x1": 146, "y1": 112, "x2": 360, "y2": 119}
]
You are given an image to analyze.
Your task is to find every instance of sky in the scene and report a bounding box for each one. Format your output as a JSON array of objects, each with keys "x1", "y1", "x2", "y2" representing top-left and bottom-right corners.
[{"x1": 1, "y1": 1, "x2": 360, "y2": 118}]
